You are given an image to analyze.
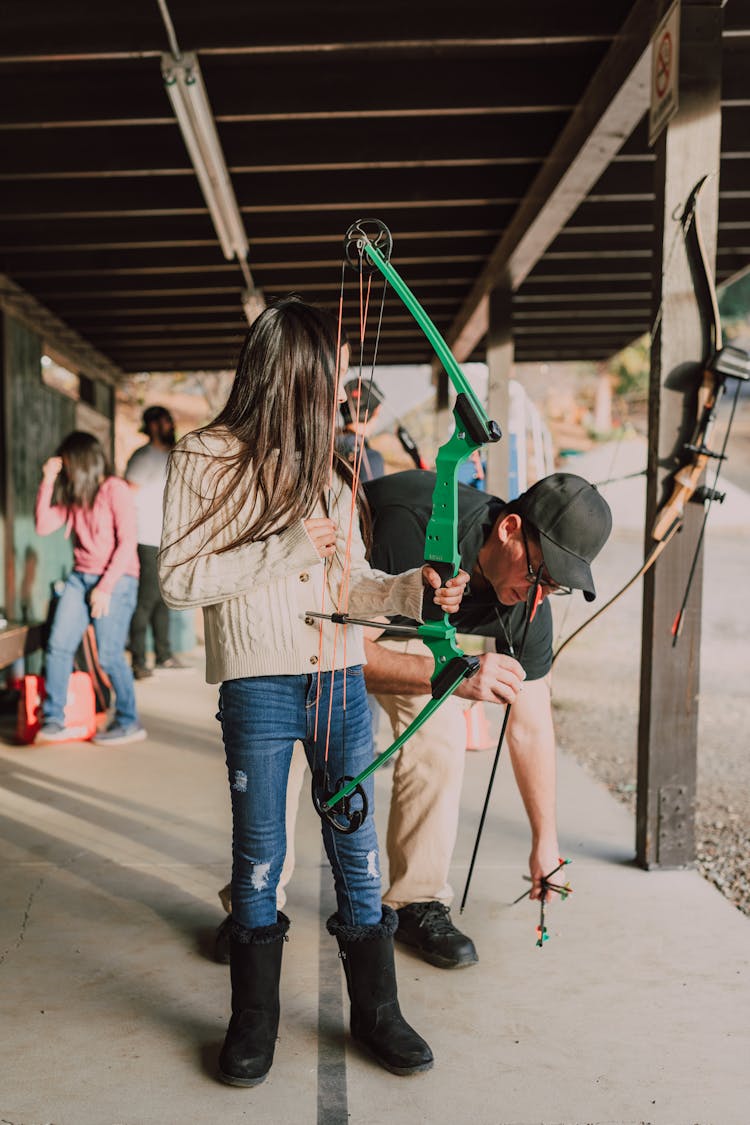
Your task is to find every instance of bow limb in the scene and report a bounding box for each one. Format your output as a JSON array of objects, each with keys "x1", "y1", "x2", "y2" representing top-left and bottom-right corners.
[
  {"x1": 324, "y1": 647, "x2": 474, "y2": 810},
  {"x1": 357, "y1": 235, "x2": 501, "y2": 445},
  {"x1": 651, "y1": 175, "x2": 723, "y2": 542},
  {"x1": 345, "y1": 222, "x2": 500, "y2": 598}
]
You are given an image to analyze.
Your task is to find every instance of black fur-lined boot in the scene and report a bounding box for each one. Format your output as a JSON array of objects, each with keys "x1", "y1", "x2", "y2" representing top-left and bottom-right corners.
[
  {"x1": 218, "y1": 912, "x2": 290, "y2": 1087},
  {"x1": 327, "y1": 906, "x2": 433, "y2": 1075}
]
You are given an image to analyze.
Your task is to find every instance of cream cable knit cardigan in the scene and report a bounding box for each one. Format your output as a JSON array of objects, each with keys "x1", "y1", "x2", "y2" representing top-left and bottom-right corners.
[{"x1": 158, "y1": 429, "x2": 425, "y2": 684}]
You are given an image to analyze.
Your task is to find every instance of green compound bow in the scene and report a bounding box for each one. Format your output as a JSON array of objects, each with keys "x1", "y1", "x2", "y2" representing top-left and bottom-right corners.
[{"x1": 310, "y1": 219, "x2": 501, "y2": 833}]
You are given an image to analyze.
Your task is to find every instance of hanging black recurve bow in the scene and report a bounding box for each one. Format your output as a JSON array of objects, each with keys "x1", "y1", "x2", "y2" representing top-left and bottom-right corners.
[{"x1": 553, "y1": 176, "x2": 749, "y2": 664}]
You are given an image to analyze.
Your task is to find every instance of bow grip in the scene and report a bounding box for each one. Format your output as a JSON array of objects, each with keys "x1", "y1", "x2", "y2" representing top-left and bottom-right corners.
[
  {"x1": 423, "y1": 560, "x2": 455, "y2": 622},
  {"x1": 431, "y1": 653, "x2": 480, "y2": 699}
]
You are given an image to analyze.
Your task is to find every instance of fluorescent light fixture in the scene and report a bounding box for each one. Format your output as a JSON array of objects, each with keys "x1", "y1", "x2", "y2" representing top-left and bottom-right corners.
[
  {"x1": 242, "y1": 287, "x2": 266, "y2": 326},
  {"x1": 162, "y1": 52, "x2": 248, "y2": 262}
]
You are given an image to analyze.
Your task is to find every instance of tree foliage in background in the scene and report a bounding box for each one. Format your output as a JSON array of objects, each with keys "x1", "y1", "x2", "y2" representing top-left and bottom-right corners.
[
  {"x1": 609, "y1": 336, "x2": 649, "y2": 402},
  {"x1": 719, "y1": 271, "x2": 750, "y2": 337},
  {"x1": 607, "y1": 268, "x2": 749, "y2": 408}
]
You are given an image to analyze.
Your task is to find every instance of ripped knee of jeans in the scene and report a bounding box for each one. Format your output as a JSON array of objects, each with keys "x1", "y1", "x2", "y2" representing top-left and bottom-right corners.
[
  {"x1": 230, "y1": 769, "x2": 248, "y2": 793},
  {"x1": 365, "y1": 849, "x2": 380, "y2": 880},
  {"x1": 248, "y1": 860, "x2": 272, "y2": 892}
]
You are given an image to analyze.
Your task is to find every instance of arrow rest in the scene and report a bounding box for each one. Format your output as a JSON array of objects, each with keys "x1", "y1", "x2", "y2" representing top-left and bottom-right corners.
[
  {"x1": 691, "y1": 484, "x2": 725, "y2": 505},
  {"x1": 311, "y1": 769, "x2": 368, "y2": 834},
  {"x1": 344, "y1": 219, "x2": 393, "y2": 273}
]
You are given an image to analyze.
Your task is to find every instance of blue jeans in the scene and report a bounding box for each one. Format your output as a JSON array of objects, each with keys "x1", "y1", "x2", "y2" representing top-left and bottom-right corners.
[
  {"x1": 44, "y1": 572, "x2": 139, "y2": 729},
  {"x1": 217, "y1": 669, "x2": 382, "y2": 930}
]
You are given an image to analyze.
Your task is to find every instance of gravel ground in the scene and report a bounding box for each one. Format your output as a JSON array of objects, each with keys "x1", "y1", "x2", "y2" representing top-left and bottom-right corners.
[{"x1": 549, "y1": 437, "x2": 750, "y2": 917}]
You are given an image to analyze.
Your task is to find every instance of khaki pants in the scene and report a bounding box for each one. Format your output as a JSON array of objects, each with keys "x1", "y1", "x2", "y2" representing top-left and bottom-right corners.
[{"x1": 373, "y1": 636, "x2": 467, "y2": 909}]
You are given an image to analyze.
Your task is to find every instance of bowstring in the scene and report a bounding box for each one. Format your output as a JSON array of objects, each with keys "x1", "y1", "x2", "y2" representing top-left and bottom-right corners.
[
  {"x1": 313, "y1": 245, "x2": 389, "y2": 798},
  {"x1": 330, "y1": 258, "x2": 389, "y2": 779},
  {"x1": 320, "y1": 266, "x2": 373, "y2": 778},
  {"x1": 671, "y1": 374, "x2": 742, "y2": 643},
  {"x1": 313, "y1": 262, "x2": 348, "y2": 748}
]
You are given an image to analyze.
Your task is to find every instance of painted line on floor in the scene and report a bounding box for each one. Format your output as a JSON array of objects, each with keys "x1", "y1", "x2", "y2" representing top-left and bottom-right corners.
[{"x1": 317, "y1": 853, "x2": 349, "y2": 1125}]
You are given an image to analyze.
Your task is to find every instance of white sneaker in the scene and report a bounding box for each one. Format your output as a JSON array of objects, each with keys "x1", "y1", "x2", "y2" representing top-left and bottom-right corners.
[
  {"x1": 36, "y1": 722, "x2": 90, "y2": 744},
  {"x1": 92, "y1": 724, "x2": 147, "y2": 746}
]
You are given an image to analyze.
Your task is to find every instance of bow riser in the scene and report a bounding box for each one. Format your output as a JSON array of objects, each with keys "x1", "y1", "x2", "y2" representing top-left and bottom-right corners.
[{"x1": 651, "y1": 369, "x2": 727, "y2": 541}]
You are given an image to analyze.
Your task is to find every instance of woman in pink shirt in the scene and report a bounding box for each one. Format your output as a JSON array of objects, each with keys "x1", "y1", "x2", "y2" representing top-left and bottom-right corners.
[{"x1": 35, "y1": 431, "x2": 146, "y2": 745}]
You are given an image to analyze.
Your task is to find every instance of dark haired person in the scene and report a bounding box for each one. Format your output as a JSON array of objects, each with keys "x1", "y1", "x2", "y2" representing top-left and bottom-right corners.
[
  {"x1": 34, "y1": 431, "x2": 146, "y2": 745},
  {"x1": 360, "y1": 469, "x2": 612, "y2": 968},
  {"x1": 158, "y1": 297, "x2": 469, "y2": 1086},
  {"x1": 125, "y1": 405, "x2": 184, "y2": 678},
  {"x1": 336, "y1": 377, "x2": 386, "y2": 481}
]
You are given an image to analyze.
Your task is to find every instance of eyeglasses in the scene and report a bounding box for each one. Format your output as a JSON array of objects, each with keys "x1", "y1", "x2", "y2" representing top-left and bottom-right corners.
[{"x1": 520, "y1": 522, "x2": 572, "y2": 597}]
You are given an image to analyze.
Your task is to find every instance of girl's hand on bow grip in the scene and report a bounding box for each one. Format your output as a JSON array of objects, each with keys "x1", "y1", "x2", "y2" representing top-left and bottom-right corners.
[
  {"x1": 304, "y1": 517, "x2": 337, "y2": 560},
  {"x1": 422, "y1": 566, "x2": 470, "y2": 615}
]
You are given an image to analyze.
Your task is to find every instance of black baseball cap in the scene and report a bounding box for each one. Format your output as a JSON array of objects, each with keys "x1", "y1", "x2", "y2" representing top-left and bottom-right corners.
[
  {"x1": 516, "y1": 473, "x2": 612, "y2": 601},
  {"x1": 341, "y1": 379, "x2": 385, "y2": 425},
  {"x1": 141, "y1": 405, "x2": 173, "y2": 433}
]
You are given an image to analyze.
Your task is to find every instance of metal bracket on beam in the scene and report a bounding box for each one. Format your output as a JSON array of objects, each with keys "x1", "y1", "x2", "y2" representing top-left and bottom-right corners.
[{"x1": 657, "y1": 784, "x2": 694, "y2": 867}]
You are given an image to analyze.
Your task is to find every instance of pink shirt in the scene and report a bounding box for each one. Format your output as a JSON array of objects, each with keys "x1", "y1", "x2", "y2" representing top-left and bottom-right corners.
[{"x1": 35, "y1": 475, "x2": 140, "y2": 594}]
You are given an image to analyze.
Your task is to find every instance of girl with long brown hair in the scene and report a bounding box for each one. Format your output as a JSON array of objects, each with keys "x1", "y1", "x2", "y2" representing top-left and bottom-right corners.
[
  {"x1": 35, "y1": 430, "x2": 145, "y2": 745},
  {"x1": 159, "y1": 297, "x2": 467, "y2": 1086}
]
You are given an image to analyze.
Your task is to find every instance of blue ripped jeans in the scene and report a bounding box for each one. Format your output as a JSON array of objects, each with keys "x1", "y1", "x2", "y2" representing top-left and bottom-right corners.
[
  {"x1": 217, "y1": 669, "x2": 382, "y2": 930},
  {"x1": 44, "y1": 571, "x2": 139, "y2": 729}
]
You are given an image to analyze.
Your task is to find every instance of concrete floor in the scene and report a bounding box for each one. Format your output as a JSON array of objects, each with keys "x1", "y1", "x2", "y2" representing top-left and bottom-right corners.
[{"x1": 1, "y1": 655, "x2": 748, "y2": 1125}]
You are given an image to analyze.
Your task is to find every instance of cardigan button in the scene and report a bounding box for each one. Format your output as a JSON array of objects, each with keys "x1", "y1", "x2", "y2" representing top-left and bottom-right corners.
[
  {"x1": 309, "y1": 655, "x2": 318, "y2": 665},
  {"x1": 300, "y1": 572, "x2": 310, "y2": 582}
]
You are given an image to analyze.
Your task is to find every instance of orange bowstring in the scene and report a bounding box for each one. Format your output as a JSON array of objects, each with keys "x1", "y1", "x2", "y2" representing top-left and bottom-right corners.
[
  {"x1": 337, "y1": 270, "x2": 373, "y2": 697},
  {"x1": 313, "y1": 273, "x2": 346, "y2": 743},
  {"x1": 310, "y1": 257, "x2": 371, "y2": 742},
  {"x1": 319, "y1": 266, "x2": 374, "y2": 768}
]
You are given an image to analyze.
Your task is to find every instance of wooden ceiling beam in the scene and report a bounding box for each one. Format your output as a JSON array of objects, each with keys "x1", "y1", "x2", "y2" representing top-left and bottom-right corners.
[
  {"x1": 0, "y1": 165, "x2": 539, "y2": 214},
  {"x1": 0, "y1": 2, "x2": 630, "y2": 62},
  {"x1": 0, "y1": 114, "x2": 566, "y2": 178},
  {"x1": 440, "y1": 0, "x2": 676, "y2": 364},
  {"x1": 0, "y1": 55, "x2": 594, "y2": 130}
]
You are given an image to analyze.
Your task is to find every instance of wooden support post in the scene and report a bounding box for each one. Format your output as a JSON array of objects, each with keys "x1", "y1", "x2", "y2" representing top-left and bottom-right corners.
[
  {"x1": 485, "y1": 285, "x2": 512, "y2": 500},
  {"x1": 0, "y1": 311, "x2": 14, "y2": 619},
  {"x1": 636, "y1": 2, "x2": 723, "y2": 868}
]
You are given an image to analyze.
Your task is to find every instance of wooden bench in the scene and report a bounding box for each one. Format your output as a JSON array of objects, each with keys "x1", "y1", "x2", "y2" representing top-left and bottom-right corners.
[{"x1": 0, "y1": 623, "x2": 45, "y2": 669}]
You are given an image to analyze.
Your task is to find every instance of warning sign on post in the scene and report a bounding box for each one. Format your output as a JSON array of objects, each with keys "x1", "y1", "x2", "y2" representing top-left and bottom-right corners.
[{"x1": 649, "y1": 1, "x2": 680, "y2": 146}]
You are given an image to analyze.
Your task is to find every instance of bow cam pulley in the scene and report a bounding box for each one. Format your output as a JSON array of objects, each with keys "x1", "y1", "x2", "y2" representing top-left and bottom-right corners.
[
  {"x1": 344, "y1": 219, "x2": 393, "y2": 274},
  {"x1": 312, "y1": 769, "x2": 369, "y2": 834}
]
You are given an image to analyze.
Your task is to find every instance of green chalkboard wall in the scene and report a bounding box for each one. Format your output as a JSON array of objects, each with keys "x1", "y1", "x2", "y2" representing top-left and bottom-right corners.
[
  {"x1": 1, "y1": 313, "x2": 195, "y2": 656},
  {"x1": 2, "y1": 313, "x2": 114, "y2": 624},
  {"x1": 6, "y1": 315, "x2": 76, "y2": 622}
]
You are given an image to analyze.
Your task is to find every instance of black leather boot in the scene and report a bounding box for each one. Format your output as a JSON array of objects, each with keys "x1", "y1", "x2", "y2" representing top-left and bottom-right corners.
[
  {"x1": 327, "y1": 906, "x2": 434, "y2": 1076},
  {"x1": 218, "y1": 912, "x2": 290, "y2": 1087}
]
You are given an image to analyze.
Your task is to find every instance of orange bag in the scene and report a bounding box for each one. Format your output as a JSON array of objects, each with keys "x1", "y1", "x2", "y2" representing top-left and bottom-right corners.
[
  {"x1": 464, "y1": 702, "x2": 494, "y2": 751},
  {"x1": 16, "y1": 672, "x2": 97, "y2": 745}
]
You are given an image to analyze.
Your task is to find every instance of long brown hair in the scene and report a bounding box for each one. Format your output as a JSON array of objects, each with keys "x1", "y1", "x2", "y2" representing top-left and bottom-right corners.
[
  {"x1": 52, "y1": 431, "x2": 110, "y2": 510},
  {"x1": 172, "y1": 296, "x2": 367, "y2": 554}
]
